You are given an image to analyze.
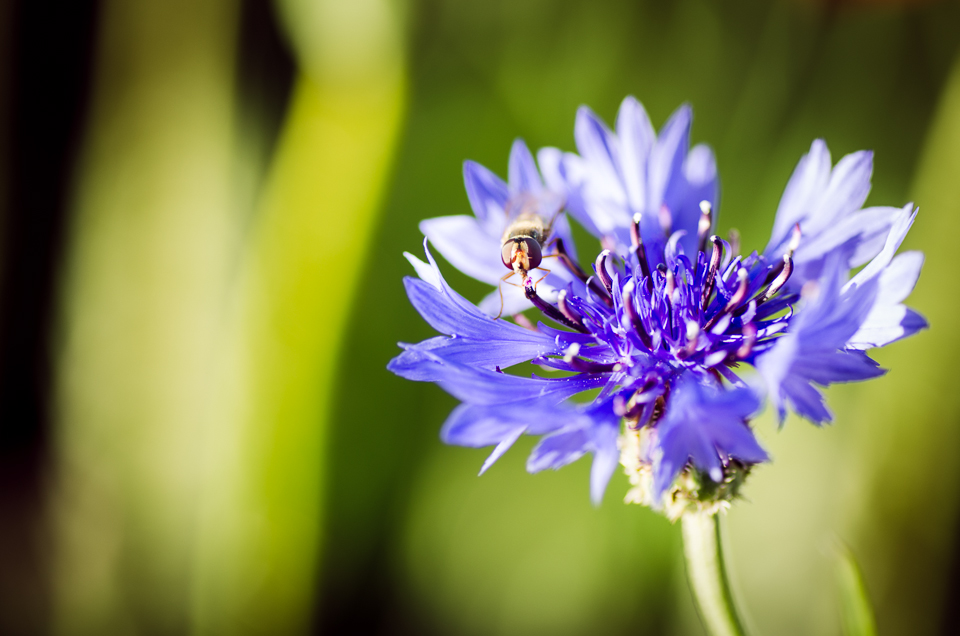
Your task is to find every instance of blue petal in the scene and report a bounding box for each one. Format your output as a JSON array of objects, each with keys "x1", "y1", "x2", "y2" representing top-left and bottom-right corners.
[
  {"x1": 537, "y1": 147, "x2": 602, "y2": 239},
  {"x1": 420, "y1": 215, "x2": 504, "y2": 284},
  {"x1": 480, "y1": 427, "x2": 526, "y2": 475},
  {"x1": 524, "y1": 400, "x2": 622, "y2": 504},
  {"x1": 389, "y1": 244, "x2": 566, "y2": 379},
  {"x1": 790, "y1": 350, "x2": 885, "y2": 383},
  {"x1": 508, "y1": 139, "x2": 543, "y2": 194},
  {"x1": 755, "y1": 243, "x2": 900, "y2": 425},
  {"x1": 845, "y1": 211, "x2": 927, "y2": 349},
  {"x1": 668, "y1": 143, "x2": 719, "y2": 257},
  {"x1": 575, "y1": 106, "x2": 622, "y2": 181},
  {"x1": 781, "y1": 374, "x2": 833, "y2": 425},
  {"x1": 648, "y1": 104, "x2": 692, "y2": 217},
  {"x1": 768, "y1": 139, "x2": 832, "y2": 250},
  {"x1": 463, "y1": 160, "x2": 510, "y2": 236},
  {"x1": 390, "y1": 333, "x2": 560, "y2": 378},
  {"x1": 442, "y1": 402, "x2": 588, "y2": 475},
  {"x1": 477, "y1": 281, "x2": 533, "y2": 317},
  {"x1": 802, "y1": 150, "x2": 873, "y2": 239},
  {"x1": 651, "y1": 376, "x2": 766, "y2": 499},
  {"x1": 527, "y1": 427, "x2": 590, "y2": 472},
  {"x1": 615, "y1": 96, "x2": 655, "y2": 212},
  {"x1": 573, "y1": 107, "x2": 635, "y2": 245},
  {"x1": 588, "y1": 409, "x2": 621, "y2": 505},
  {"x1": 550, "y1": 208, "x2": 579, "y2": 261},
  {"x1": 400, "y1": 267, "x2": 540, "y2": 342},
  {"x1": 401, "y1": 274, "x2": 544, "y2": 343},
  {"x1": 788, "y1": 205, "x2": 902, "y2": 287},
  {"x1": 442, "y1": 402, "x2": 576, "y2": 445},
  {"x1": 420, "y1": 353, "x2": 607, "y2": 406},
  {"x1": 650, "y1": 105, "x2": 714, "y2": 260},
  {"x1": 845, "y1": 205, "x2": 917, "y2": 290},
  {"x1": 442, "y1": 404, "x2": 534, "y2": 447},
  {"x1": 849, "y1": 305, "x2": 927, "y2": 351},
  {"x1": 766, "y1": 142, "x2": 886, "y2": 289}
]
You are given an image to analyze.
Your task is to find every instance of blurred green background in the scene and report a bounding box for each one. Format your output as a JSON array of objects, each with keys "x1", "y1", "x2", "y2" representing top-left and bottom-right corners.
[{"x1": 0, "y1": 0, "x2": 958, "y2": 634}]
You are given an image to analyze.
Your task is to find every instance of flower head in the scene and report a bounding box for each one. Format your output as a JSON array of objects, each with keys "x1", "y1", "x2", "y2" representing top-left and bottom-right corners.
[{"x1": 390, "y1": 96, "x2": 926, "y2": 513}]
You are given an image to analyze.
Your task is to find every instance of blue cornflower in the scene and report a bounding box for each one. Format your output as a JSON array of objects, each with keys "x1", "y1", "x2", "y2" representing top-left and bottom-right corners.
[{"x1": 390, "y1": 97, "x2": 926, "y2": 515}]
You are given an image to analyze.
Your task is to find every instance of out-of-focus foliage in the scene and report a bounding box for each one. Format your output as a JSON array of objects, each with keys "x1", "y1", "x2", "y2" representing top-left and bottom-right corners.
[
  {"x1": 52, "y1": 1, "x2": 241, "y2": 632},
  {"x1": 191, "y1": 0, "x2": 407, "y2": 632},
  {"x1": 0, "y1": 0, "x2": 952, "y2": 634},
  {"x1": 854, "y1": 48, "x2": 960, "y2": 634},
  {"x1": 52, "y1": 0, "x2": 405, "y2": 634},
  {"x1": 835, "y1": 543, "x2": 878, "y2": 636}
]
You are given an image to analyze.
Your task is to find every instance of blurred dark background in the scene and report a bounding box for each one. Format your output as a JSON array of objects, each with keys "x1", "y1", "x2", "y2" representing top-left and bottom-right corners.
[{"x1": 1, "y1": 0, "x2": 959, "y2": 634}]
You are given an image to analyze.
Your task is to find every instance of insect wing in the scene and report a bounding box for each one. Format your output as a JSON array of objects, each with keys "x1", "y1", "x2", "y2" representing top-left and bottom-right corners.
[{"x1": 503, "y1": 192, "x2": 540, "y2": 221}]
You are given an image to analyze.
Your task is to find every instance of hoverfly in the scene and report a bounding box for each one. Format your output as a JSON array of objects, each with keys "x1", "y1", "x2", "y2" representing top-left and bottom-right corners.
[{"x1": 496, "y1": 194, "x2": 565, "y2": 318}]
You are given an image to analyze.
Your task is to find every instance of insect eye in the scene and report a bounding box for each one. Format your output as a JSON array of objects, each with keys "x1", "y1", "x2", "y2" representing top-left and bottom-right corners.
[
  {"x1": 501, "y1": 241, "x2": 516, "y2": 269},
  {"x1": 521, "y1": 237, "x2": 542, "y2": 269}
]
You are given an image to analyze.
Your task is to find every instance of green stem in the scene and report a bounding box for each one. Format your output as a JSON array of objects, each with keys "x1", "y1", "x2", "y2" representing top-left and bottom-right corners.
[{"x1": 681, "y1": 511, "x2": 753, "y2": 636}]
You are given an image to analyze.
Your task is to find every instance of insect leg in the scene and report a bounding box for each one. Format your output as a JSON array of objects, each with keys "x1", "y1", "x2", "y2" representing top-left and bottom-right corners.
[
  {"x1": 531, "y1": 267, "x2": 552, "y2": 288},
  {"x1": 495, "y1": 271, "x2": 516, "y2": 320}
]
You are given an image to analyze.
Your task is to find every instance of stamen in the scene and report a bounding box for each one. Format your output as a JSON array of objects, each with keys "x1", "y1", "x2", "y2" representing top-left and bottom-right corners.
[
  {"x1": 760, "y1": 222, "x2": 800, "y2": 288},
  {"x1": 524, "y1": 278, "x2": 589, "y2": 333},
  {"x1": 555, "y1": 237, "x2": 613, "y2": 307},
  {"x1": 800, "y1": 280, "x2": 820, "y2": 301},
  {"x1": 557, "y1": 289, "x2": 587, "y2": 331},
  {"x1": 631, "y1": 213, "x2": 652, "y2": 285},
  {"x1": 658, "y1": 204, "x2": 673, "y2": 236},
  {"x1": 728, "y1": 229, "x2": 741, "y2": 259},
  {"x1": 620, "y1": 380, "x2": 659, "y2": 423},
  {"x1": 558, "y1": 345, "x2": 618, "y2": 373},
  {"x1": 697, "y1": 201, "x2": 713, "y2": 253},
  {"x1": 755, "y1": 253, "x2": 794, "y2": 305},
  {"x1": 736, "y1": 323, "x2": 757, "y2": 359},
  {"x1": 630, "y1": 213, "x2": 642, "y2": 248},
  {"x1": 566, "y1": 358, "x2": 618, "y2": 373},
  {"x1": 726, "y1": 268, "x2": 750, "y2": 310},
  {"x1": 703, "y1": 268, "x2": 749, "y2": 332},
  {"x1": 683, "y1": 321, "x2": 700, "y2": 357},
  {"x1": 617, "y1": 395, "x2": 653, "y2": 427},
  {"x1": 788, "y1": 223, "x2": 802, "y2": 254},
  {"x1": 595, "y1": 250, "x2": 614, "y2": 293},
  {"x1": 554, "y1": 238, "x2": 588, "y2": 280},
  {"x1": 701, "y1": 235, "x2": 723, "y2": 311},
  {"x1": 552, "y1": 344, "x2": 616, "y2": 373},
  {"x1": 651, "y1": 394, "x2": 666, "y2": 424},
  {"x1": 664, "y1": 268, "x2": 675, "y2": 299},
  {"x1": 562, "y1": 342, "x2": 581, "y2": 363},
  {"x1": 512, "y1": 313, "x2": 535, "y2": 330},
  {"x1": 613, "y1": 394, "x2": 628, "y2": 417},
  {"x1": 622, "y1": 281, "x2": 654, "y2": 350}
]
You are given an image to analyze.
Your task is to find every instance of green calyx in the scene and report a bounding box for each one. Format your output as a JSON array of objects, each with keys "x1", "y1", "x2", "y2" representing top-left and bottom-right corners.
[{"x1": 620, "y1": 427, "x2": 755, "y2": 522}]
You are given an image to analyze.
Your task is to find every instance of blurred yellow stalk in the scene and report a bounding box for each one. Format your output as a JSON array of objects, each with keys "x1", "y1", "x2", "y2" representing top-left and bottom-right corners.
[
  {"x1": 190, "y1": 1, "x2": 407, "y2": 633},
  {"x1": 53, "y1": 0, "x2": 406, "y2": 633},
  {"x1": 52, "y1": 0, "x2": 241, "y2": 633},
  {"x1": 191, "y1": 77, "x2": 407, "y2": 635}
]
